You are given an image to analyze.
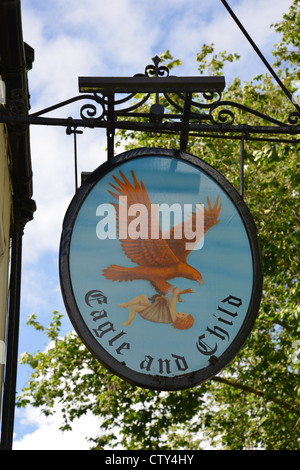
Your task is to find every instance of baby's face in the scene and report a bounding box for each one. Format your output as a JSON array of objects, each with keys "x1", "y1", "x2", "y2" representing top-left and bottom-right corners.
[{"x1": 176, "y1": 312, "x2": 188, "y2": 318}]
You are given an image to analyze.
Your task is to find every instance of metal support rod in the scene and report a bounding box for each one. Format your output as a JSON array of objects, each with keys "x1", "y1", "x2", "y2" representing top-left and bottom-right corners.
[
  {"x1": 180, "y1": 93, "x2": 192, "y2": 151},
  {"x1": 240, "y1": 133, "x2": 245, "y2": 198},
  {"x1": 0, "y1": 113, "x2": 299, "y2": 138},
  {"x1": 66, "y1": 119, "x2": 83, "y2": 192},
  {"x1": 107, "y1": 93, "x2": 115, "y2": 160},
  {"x1": 74, "y1": 130, "x2": 79, "y2": 192},
  {"x1": 0, "y1": 222, "x2": 24, "y2": 450},
  {"x1": 220, "y1": 0, "x2": 300, "y2": 114},
  {"x1": 107, "y1": 129, "x2": 114, "y2": 160}
]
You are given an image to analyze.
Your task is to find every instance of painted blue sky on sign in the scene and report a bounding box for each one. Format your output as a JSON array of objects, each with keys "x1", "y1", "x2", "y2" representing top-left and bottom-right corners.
[{"x1": 68, "y1": 155, "x2": 253, "y2": 376}]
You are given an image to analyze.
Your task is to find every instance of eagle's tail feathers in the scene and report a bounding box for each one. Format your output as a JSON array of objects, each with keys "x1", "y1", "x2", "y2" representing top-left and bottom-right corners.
[{"x1": 102, "y1": 265, "x2": 135, "y2": 282}]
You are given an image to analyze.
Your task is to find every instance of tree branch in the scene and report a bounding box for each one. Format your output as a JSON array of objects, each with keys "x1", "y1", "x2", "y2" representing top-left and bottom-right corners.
[{"x1": 211, "y1": 376, "x2": 300, "y2": 417}]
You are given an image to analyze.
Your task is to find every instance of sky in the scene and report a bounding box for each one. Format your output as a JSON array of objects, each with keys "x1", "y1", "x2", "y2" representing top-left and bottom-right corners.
[{"x1": 8, "y1": 0, "x2": 293, "y2": 450}]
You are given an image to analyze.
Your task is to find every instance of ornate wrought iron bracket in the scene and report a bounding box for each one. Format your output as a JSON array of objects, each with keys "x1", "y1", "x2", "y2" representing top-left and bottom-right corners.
[
  {"x1": 1, "y1": 56, "x2": 299, "y2": 193},
  {"x1": 1, "y1": 56, "x2": 299, "y2": 140}
]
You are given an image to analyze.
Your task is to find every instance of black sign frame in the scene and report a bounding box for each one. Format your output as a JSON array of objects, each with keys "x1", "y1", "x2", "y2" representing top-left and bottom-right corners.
[{"x1": 59, "y1": 147, "x2": 263, "y2": 390}]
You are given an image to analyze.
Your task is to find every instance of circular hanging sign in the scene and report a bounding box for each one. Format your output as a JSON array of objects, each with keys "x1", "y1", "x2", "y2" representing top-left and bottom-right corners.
[{"x1": 59, "y1": 148, "x2": 263, "y2": 390}]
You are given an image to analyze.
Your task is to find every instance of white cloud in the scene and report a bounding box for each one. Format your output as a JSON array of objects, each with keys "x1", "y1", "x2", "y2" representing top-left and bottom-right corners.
[
  {"x1": 22, "y1": 129, "x2": 108, "y2": 266},
  {"x1": 23, "y1": 0, "x2": 293, "y2": 104},
  {"x1": 163, "y1": 0, "x2": 292, "y2": 78},
  {"x1": 13, "y1": 405, "x2": 101, "y2": 450}
]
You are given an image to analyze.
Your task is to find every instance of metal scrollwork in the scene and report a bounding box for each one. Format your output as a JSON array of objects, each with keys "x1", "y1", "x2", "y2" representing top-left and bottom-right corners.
[
  {"x1": 80, "y1": 95, "x2": 105, "y2": 121},
  {"x1": 80, "y1": 103, "x2": 97, "y2": 119},
  {"x1": 144, "y1": 55, "x2": 169, "y2": 78},
  {"x1": 162, "y1": 90, "x2": 223, "y2": 116},
  {"x1": 201, "y1": 91, "x2": 222, "y2": 105},
  {"x1": 114, "y1": 93, "x2": 151, "y2": 114},
  {"x1": 205, "y1": 99, "x2": 289, "y2": 128},
  {"x1": 211, "y1": 107, "x2": 235, "y2": 125},
  {"x1": 288, "y1": 111, "x2": 300, "y2": 125},
  {"x1": 29, "y1": 94, "x2": 105, "y2": 122}
]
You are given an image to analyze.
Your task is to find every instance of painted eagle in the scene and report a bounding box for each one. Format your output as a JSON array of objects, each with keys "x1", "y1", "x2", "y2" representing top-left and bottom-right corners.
[{"x1": 102, "y1": 170, "x2": 221, "y2": 295}]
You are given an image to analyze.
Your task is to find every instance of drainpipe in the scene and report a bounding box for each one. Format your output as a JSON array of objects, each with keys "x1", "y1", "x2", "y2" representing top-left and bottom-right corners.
[
  {"x1": 0, "y1": 229, "x2": 23, "y2": 450},
  {"x1": 0, "y1": 0, "x2": 36, "y2": 450},
  {"x1": 0, "y1": 198, "x2": 35, "y2": 451}
]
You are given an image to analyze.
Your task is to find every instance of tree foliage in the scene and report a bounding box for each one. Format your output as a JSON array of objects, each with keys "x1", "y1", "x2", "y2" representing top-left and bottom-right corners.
[{"x1": 17, "y1": 1, "x2": 300, "y2": 450}]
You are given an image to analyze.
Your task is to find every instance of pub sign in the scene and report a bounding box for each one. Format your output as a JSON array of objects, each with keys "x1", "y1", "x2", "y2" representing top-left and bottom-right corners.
[{"x1": 59, "y1": 147, "x2": 263, "y2": 390}]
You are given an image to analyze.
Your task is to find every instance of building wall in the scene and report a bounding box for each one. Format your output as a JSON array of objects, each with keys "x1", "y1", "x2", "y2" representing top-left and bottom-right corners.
[{"x1": 0, "y1": 115, "x2": 12, "y2": 414}]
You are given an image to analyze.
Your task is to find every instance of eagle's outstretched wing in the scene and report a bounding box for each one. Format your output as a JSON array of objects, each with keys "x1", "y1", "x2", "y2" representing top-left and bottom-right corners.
[
  {"x1": 163, "y1": 196, "x2": 221, "y2": 262},
  {"x1": 108, "y1": 170, "x2": 180, "y2": 266}
]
